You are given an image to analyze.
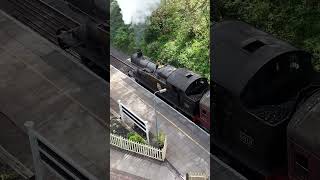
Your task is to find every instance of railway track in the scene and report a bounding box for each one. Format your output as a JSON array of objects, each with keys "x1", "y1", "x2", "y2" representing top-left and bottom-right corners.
[
  {"x1": 110, "y1": 53, "x2": 137, "y2": 75},
  {"x1": 1, "y1": 0, "x2": 112, "y2": 81},
  {"x1": 8, "y1": 0, "x2": 78, "y2": 41},
  {"x1": 2, "y1": 0, "x2": 123, "y2": 82},
  {"x1": 3, "y1": 0, "x2": 81, "y2": 60}
]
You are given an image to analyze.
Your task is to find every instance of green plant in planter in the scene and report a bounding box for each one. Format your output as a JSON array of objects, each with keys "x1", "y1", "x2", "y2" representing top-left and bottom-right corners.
[
  {"x1": 157, "y1": 131, "x2": 166, "y2": 148},
  {"x1": 127, "y1": 132, "x2": 146, "y2": 144}
]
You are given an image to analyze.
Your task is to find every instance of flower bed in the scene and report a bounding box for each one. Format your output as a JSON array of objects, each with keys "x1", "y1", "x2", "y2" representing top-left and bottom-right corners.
[{"x1": 110, "y1": 112, "x2": 168, "y2": 161}]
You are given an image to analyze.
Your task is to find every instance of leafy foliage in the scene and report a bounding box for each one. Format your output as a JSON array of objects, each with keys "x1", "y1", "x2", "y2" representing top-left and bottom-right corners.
[
  {"x1": 111, "y1": 0, "x2": 210, "y2": 79},
  {"x1": 156, "y1": 131, "x2": 166, "y2": 148},
  {"x1": 127, "y1": 132, "x2": 146, "y2": 144},
  {"x1": 216, "y1": 0, "x2": 320, "y2": 69},
  {"x1": 0, "y1": 162, "x2": 20, "y2": 180}
]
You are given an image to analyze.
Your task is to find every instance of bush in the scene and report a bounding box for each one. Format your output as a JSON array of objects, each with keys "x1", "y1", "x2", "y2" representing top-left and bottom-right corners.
[
  {"x1": 156, "y1": 131, "x2": 166, "y2": 148},
  {"x1": 127, "y1": 132, "x2": 146, "y2": 144}
]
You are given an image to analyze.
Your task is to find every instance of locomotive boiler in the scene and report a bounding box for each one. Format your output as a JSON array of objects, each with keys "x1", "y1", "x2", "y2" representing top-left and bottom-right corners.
[
  {"x1": 129, "y1": 51, "x2": 210, "y2": 131},
  {"x1": 212, "y1": 20, "x2": 320, "y2": 180}
]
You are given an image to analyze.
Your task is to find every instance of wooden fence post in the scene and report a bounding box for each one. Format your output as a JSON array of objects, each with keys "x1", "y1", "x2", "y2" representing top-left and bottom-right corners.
[{"x1": 24, "y1": 121, "x2": 43, "y2": 180}]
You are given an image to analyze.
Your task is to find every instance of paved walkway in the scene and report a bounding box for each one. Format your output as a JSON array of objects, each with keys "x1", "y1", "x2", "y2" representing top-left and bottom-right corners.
[
  {"x1": 111, "y1": 147, "x2": 183, "y2": 180},
  {"x1": 110, "y1": 168, "x2": 148, "y2": 180}
]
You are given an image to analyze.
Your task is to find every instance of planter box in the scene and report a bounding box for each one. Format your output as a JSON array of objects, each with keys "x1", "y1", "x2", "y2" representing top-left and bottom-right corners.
[{"x1": 110, "y1": 133, "x2": 167, "y2": 161}]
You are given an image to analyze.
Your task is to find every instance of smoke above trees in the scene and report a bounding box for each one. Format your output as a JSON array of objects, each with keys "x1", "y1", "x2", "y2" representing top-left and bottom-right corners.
[{"x1": 115, "y1": 0, "x2": 161, "y2": 47}]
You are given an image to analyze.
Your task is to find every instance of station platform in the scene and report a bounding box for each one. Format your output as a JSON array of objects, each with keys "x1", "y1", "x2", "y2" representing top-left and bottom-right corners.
[
  {"x1": 0, "y1": 10, "x2": 108, "y2": 179},
  {"x1": 110, "y1": 111, "x2": 183, "y2": 180},
  {"x1": 110, "y1": 63, "x2": 247, "y2": 179}
]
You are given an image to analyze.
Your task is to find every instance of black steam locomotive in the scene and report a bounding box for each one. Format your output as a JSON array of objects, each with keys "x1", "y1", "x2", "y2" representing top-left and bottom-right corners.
[
  {"x1": 56, "y1": 0, "x2": 109, "y2": 79},
  {"x1": 212, "y1": 20, "x2": 320, "y2": 180},
  {"x1": 129, "y1": 51, "x2": 211, "y2": 131}
]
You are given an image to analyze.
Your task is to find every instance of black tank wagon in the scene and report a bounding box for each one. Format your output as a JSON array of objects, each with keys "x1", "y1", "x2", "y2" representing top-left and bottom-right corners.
[{"x1": 212, "y1": 20, "x2": 320, "y2": 180}]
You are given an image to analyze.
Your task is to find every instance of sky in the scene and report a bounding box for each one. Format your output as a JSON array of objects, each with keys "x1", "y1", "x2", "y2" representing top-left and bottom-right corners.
[{"x1": 115, "y1": 0, "x2": 161, "y2": 25}]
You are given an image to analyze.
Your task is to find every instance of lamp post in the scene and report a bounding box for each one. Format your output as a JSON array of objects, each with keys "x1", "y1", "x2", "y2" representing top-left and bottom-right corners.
[{"x1": 154, "y1": 88, "x2": 167, "y2": 140}]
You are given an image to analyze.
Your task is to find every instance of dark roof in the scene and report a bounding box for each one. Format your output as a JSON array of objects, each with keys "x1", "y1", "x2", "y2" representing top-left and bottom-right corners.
[
  {"x1": 212, "y1": 20, "x2": 308, "y2": 96},
  {"x1": 167, "y1": 68, "x2": 203, "y2": 92},
  {"x1": 288, "y1": 91, "x2": 320, "y2": 157}
]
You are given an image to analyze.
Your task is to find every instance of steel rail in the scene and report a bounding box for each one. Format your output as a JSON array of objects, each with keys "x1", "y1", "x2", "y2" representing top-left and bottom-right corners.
[
  {"x1": 110, "y1": 53, "x2": 137, "y2": 74},
  {"x1": 7, "y1": 0, "x2": 81, "y2": 60}
]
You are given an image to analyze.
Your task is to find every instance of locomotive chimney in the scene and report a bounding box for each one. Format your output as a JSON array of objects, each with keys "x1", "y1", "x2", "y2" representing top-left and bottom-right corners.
[{"x1": 137, "y1": 49, "x2": 142, "y2": 57}]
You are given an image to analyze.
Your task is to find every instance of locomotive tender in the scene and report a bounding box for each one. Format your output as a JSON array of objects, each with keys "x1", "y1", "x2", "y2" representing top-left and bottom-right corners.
[
  {"x1": 213, "y1": 20, "x2": 320, "y2": 180},
  {"x1": 129, "y1": 51, "x2": 210, "y2": 131}
]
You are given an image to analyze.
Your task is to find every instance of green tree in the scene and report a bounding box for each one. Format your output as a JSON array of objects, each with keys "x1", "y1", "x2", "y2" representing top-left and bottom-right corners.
[
  {"x1": 216, "y1": 0, "x2": 320, "y2": 69},
  {"x1": 111, "y1": 0, "x2": 210, "y2": 79}
]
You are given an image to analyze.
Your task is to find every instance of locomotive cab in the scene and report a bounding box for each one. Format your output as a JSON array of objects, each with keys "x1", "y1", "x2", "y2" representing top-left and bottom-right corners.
[
  {"x1": 241, "y1": 51, "x2": 314, "y2": 125},
  {"x1": 166, "y1": 68, "x2": 209, "y2": 117},
  {"x1": 212, "y1": 20, "x2": 317, "y2": 179}
]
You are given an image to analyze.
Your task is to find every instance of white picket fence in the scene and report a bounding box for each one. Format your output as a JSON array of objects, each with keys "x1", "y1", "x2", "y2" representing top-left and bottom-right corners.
[{"x1": 110, "y1": 133, "x2": 168, "y2": 161}]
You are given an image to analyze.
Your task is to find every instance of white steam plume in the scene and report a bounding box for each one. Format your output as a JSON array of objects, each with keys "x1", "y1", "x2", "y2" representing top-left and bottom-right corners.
[{"x1": 115, "y1": 0, "x2": 161, "y2": 25}]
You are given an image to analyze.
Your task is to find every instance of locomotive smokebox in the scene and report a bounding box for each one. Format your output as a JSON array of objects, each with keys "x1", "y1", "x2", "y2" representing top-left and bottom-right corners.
[{"x1": 212, "y1": 20, "x2": 318, "y2": 176}]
